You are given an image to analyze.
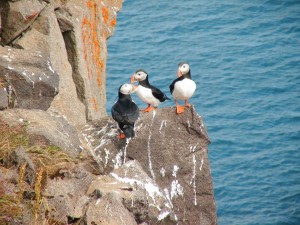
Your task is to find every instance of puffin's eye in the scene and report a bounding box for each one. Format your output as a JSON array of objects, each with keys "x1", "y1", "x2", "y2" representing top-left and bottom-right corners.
[
  {"x1": 183, "y1": 66, "x2": 186, "y2": 68},
  {"x1": 138, "y1": 73, "x2": 140, "y2": 76}
]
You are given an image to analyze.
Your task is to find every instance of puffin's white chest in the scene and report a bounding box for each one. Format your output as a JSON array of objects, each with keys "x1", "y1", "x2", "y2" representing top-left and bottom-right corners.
[
  {"x1": 172, "y1": 78, "x2": 196, "y2": 100},
  {"x1": 137, "y1": 85, "x2": 160, "y2": 107}
]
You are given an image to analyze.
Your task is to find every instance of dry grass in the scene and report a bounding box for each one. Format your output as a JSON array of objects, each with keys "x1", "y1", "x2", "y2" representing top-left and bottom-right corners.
[
  {"x1": 0, "y1": 121, "x2": 28, "y2": 162},
  {"x1": 0, "y1": 120, "x2": 79, "y2": 171},
  {"x1": 28, "y1": 145, "x2": 78, "y2": 171},
  {"x1": 0, "y1": 180, "x2": 23, "y2": 224},
  {"x1": 18, "y1": 162, "x2": 27, "y2": 203},
  {"x1": 32, "y1": 167, "x2": 44, "y2": 221},
  {"x1": 0, "y1": 76, "x2": 5, "y2": 88},
  {"x1": 0, "y1": 120, "x2": 82, "y2": 224}
]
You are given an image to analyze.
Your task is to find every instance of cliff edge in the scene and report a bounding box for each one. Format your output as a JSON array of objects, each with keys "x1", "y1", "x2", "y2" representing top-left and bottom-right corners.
[
  {"x1": 83, "y1": 107, "x2": 217, "y2": 224},
  {"x1": 0, "y1": 107, "x2": 217, "y2": 224}
]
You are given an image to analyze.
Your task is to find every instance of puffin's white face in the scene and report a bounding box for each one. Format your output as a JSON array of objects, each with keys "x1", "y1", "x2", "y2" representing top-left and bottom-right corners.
[
  {"x1": 179, "y1": 63, "x2": 190, "y2": 75},
  {"x1": 131, "y1": 70, "x2": 148, "y2": 82},
  {"x1": 120, "y1": 84, "x2": 137, "y2": 95}
]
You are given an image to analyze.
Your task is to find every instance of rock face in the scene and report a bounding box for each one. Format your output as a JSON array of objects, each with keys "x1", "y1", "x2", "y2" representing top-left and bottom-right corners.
[
  {"x1": 0, "y1": 109, "x2": 83, "y2": 156},
  {"x1": 82, "y1": 107, "x2": 217, "y2": 225},
  {"x1": 0, "y1": 47, "x2": 59, "y2": 110},
  {"x1": 0, "y1": 106, "x2": 217, "y2": 224},
  {"x1": 0, "y1": 0, "x2": 122, "y2": 125}
]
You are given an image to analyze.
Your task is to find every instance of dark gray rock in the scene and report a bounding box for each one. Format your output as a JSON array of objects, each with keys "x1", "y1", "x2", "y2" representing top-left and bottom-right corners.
[
  {"x1": 82, "y1": 107, "x2": 217, "y2": 225},
  {"x1": 0, "y1": 47, "x2": 59, "y2": 110},
  {"x1": 7, "y1": 146, "x2": 36, "y2": 184}
]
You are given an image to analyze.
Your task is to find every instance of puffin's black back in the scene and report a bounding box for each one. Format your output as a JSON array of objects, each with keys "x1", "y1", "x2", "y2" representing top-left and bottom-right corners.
[
  {"x1": 139, "y1": 75, "x2": 170, "y2": 102},
  {"x1": 111, "y1": 87, "x2": 139, "y2": 138}
]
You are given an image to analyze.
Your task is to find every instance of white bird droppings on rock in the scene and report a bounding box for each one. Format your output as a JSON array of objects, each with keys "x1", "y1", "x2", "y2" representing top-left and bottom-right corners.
[
  {"x1": 160, "y1": 167, "x2": 166, "y2": 177},
  {"x1": 104, "y1": 148, "x2": 110, "y2": 167},
  {"x1": 159, "y1": 119, "x2": 167, "y2": 133},
  {"x1": 147, "y1": 111, "x2": 156, "y2": 180},
  {"x1": 110, "y1": 172, "x2": 163, "y2": 203},
  {"x1": 172, "y1": 165, "x2": 179, "y2": 178},
  {"x1": 191, "y1": 153, "x2": 197, "y2": 206},
  {"x1": 47, "y1": 61, "x2": 55, "y2": 73},
  {"x1": 170, "y1": 180, "x2": 184, "y2": 199},
  {"x1": 199, "y1": 158, "x2": 204, "y2": 171},
  {"x1": 158, "y1": 210, "x2": 170, "y2": 221}
]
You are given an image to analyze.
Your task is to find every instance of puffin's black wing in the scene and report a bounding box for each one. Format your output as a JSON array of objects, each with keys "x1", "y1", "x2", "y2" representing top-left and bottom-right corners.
[
  {"x1": 150, "y1": 85, "x2": 170, "y2": 102},
  {"x1": 169, "y1": 76, "x2": 184, "y2": 94},
  {"x1": 111, "y1": 100, "x2": 139, "y2": 125},
  {"x1": 125, "y1": 101, "x2": 139, "y2": 124}
]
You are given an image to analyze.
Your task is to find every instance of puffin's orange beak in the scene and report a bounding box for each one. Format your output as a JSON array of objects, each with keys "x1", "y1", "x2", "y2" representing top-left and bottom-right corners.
[
  {"x1": 130, "y1": 74, "x2": 136, "y2": 83},
  {"x1": 177, "y1": 69, "x2": 182, "y2": 77},
  {"x1": 131, "y1": 84, "x2": 138, "y2": 92}
]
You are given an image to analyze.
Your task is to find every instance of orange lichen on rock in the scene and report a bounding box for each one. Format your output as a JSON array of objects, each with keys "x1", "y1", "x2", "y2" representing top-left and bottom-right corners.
[
  {"x1": 97, "y1": 76, "x2": 101, "y2": 87},
  {"x1": 82, "y1": 0, "x2": 106, "y2": 85},
  {"x1": 25, "y1": 12, "x2": 38, "y2": 22},
  {"x1": 90, "y1": 97, "x2": 98, "y2": 112},
  {"x1": 110, "y1": 17, "x2": 117, "y2": 27},
  {"x1": 102, "y1": 7, "x2": 109, "y2": 23}
]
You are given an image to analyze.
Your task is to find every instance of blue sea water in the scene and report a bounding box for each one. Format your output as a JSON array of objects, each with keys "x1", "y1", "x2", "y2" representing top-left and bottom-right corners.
[{"x1": 106, "y1": 1, "x2": 300, "y2": 224}]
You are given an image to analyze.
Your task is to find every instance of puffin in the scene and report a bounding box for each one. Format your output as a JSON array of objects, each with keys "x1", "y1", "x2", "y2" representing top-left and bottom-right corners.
[
  {"x1": 169, "y1": 62, "x2": 196, "y2": 114},
  {"x1": 130, "y1": 69, "x2": 170, "y2": 112},
  {"x1": 111, "y1": 83, "x2": 139, "y2": 139}
]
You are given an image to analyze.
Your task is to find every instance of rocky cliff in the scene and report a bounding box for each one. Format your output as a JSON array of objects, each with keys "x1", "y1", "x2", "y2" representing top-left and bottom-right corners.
[
  {"x1": 0, "y1": 0, "x2": 122, "y2": 125},
  {"x1": 0, "y1": 0, "x2": 217, "y2": 224}
]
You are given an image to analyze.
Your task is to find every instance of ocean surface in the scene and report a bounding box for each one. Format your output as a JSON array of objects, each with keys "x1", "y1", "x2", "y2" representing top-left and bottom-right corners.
[{"x1": 106, "y1": 1, "x2": 300, "y2": 224}]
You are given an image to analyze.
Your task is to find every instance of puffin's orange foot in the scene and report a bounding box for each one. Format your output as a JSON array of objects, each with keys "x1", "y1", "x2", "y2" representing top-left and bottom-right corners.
[
  {"x1": 142, "y1": 106, "x2": 156, "y2": 112},
  {"x1": 176, "y1": 105, "x2": 185, "y2": 114},
  {"x1": 118, "y1": 133, "x2": 126, "y2": 139},
  {"x1": 140, "y1": 105, "x2": 149, "y2": 111},
  {"x1": 185, "y1": 104, "x2": 192, "y2": 108}
]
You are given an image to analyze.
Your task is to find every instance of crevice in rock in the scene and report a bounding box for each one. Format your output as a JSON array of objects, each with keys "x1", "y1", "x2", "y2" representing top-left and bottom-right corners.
[
  {"x1": 62, "y1": 30, "x2": 87, "y2": 117},
  {"x1": 0, "y1": 3, "x2": 46, "y2": 47},
  {"x1": 67, "y1": 216, "x2": 81, "y2": 224}
]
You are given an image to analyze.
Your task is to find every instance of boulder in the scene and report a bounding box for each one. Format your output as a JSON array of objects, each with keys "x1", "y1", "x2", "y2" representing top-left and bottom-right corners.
[
  {"x1": 43, "y1": 159, "x2": 172, "y2": 225},
  {"x1": 85, "y1": 193, "x2": 137, "y2": 225},
  {"x1": 82, "y1": 107, "x2": 217, "y2": 224},
  {"x1": 88, "y1": 160, "x2": 172, "y2": 223},
  {"x1": 6, "y1": 146, "x2": 36, "y2": 185},
  {"x1": 0, "y1": 109, "x2": 83, "y2": 157},
  {"x1": 0, "y1": 0, "x2": 45, "y2": 45},
  {"x1": 0, "y1": 46, "x2": 59, "y2": 110},
  {"x1": 43, "y1": 164, "x2": 95, "y2": 223}
]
